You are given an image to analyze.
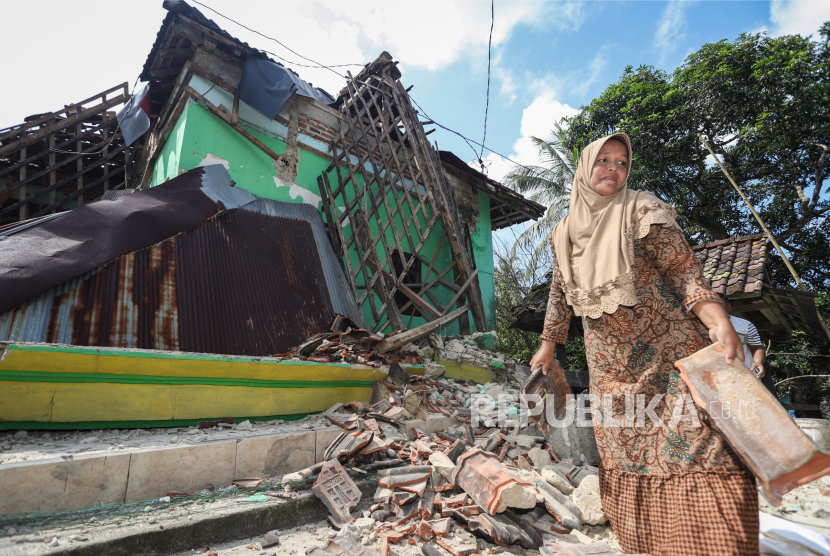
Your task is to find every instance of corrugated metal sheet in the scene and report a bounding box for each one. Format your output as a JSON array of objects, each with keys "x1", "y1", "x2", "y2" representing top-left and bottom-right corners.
[
  {"x1": 0, "y1": 195, "x2": 364, "y2": 356},
  {"x1": 0, "y1": 165, "x2": 254, "y2": 315},
  {"x1": 175, "y1": 205, "x2": 334, "y2": 355},
  {"x1": 245, "y1": 198, "x2": 363, "y2": 326}
]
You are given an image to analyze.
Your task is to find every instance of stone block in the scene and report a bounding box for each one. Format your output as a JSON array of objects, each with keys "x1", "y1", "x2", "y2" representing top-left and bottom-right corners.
[
  {"x1": 125, "y1": 440, "x2": 236, "y2": 502},
  {"x1": 236, "y1": 431, "x2": 315, "y2": 478},
  {"x1": 0, "y1": 452, "x2": 130, "y2": 513}
]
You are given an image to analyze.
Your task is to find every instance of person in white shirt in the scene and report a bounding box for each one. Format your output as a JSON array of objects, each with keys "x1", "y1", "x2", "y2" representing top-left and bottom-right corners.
[{"x1": 718, "y1": 293, "x2": 766, "y2": 378}]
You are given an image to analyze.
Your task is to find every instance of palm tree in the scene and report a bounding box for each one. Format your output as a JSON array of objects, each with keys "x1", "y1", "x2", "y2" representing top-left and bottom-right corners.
[{"x1": 502, "y1": 120, "x2": 576, "y2": 275}]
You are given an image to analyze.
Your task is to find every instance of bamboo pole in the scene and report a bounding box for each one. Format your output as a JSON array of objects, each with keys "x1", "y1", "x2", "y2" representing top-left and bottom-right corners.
[{"x1": 697, "y1": 133, "x2": 830, "y2": 341}]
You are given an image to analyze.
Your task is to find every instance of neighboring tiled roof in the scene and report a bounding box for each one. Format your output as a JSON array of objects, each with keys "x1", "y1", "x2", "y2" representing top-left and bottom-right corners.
[
  {"x1": 508, "y1": 233, "x2": 771, "y2": 335},
  {"x1": 691, "y1": 233, "x2": 768, "y2": 297}
]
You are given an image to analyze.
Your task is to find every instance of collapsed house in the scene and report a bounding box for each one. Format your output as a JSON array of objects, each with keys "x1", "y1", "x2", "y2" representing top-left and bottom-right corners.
[{"x1": 0, "y1": 0, "x2": 544, "y2": 429}]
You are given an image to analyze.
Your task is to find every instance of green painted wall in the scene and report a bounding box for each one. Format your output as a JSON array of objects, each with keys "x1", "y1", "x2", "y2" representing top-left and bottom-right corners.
[
  {"x1": 148, "y1": 97, "x2": 496, "y2": 334},
  {"x1": 473, "y1": 192, "x2": 496, "y2": 331}
]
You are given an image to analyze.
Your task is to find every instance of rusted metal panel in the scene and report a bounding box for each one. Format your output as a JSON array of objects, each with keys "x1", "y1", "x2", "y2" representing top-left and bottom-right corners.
[
  {"x1": 0, "y1": 197, "x2": 349, "y2": 356},
  {"x1": 0, "y1": 165, "x2": 252, "y2": 315},
  {"x1": 0, "y1": 162, "x2": 362, "y2": 356},
  {"x1": 175, "y1": 207, "x2": 334, "y2": 356}
]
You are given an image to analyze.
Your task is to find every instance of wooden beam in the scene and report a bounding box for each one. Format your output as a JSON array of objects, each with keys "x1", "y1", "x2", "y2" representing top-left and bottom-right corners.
[{"x1": 376, "y1": 305, "x2": 470, "y2": 354}]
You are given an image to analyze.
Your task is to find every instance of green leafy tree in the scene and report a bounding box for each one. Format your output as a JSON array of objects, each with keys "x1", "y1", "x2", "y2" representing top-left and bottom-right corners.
[
  {"x1": 562, "y1": 23, "x2": 830, "y2": 289},
  {"x1": 502, "y1": 121, "x2": 575, "y2": 273}
]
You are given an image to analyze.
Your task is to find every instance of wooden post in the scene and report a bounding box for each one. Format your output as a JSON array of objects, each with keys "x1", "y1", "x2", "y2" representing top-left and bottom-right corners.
[
  {"x1": 76, "y1": 120, "x2": 84, "y2": 206},
  {"x1": 697, "y1": 133, "x2": 830, "y2": 341},
  {"x1": 18, "y1": 146, "x2": 27, "y2": 220},
  {"x1": 48, "y1": 123, "x2": 56, "y2": 213}
]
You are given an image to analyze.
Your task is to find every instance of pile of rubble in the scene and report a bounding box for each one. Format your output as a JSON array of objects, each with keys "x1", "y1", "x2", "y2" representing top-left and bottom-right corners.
[
  {"x1": 403, "y1": 332, "x2": 531, "y2": 384},
  {"x1": 275, "y1": 315, "x2": 435, "y2": 369},
  {"x1": 284, "y1": 367, "x2": 627, "y2": 556}
]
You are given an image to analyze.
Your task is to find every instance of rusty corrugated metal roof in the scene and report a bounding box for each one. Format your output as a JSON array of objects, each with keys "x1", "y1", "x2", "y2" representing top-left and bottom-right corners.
[
  {"x1": 0, "y1": 165, "x2": 253, "y2": 315},
  {"x1": 0, "y1": 165, "x2": 364, "y2": 356}
]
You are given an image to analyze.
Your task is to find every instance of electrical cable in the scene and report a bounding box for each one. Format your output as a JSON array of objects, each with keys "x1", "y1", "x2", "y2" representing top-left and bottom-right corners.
[
  {"x1": 192, "y1": 0, "x2": 365, "y2": 72},
  {"x1": 478, "y1": 0, "x2": 494, "y2": 173},
  {"x1": 187, "y1": 1, "x2": 526, "y2": 170}
]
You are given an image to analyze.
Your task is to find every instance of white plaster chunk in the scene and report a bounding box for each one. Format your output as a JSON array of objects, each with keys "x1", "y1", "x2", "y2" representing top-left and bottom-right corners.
[
  {"x1": 528, "y1": 447, "x2": 552, "y2": 470},
  {"x1": 273, "y1": 176, "x2": 322, "y2": 208},
  {"x1": 571, "y1": 475, "x2": 606, "y2": 525},
  {"x1": 495, "y1": 483, "x2": 537, "y2": 513},
  {"x1": 569, "y1": 529, "x2": 595, "y2": 544},
  {"x1": 540, "y1": 465, "x2": 574, "y2": 495},
  {"x1": 428, "y1": 452, "x2": 456, "y2": 482},
  {"x1": 354, "y1": 517, "x2": 375, "y2": 533},
  {"x1": 373, "y1": 486, "x2": 393, "y2": 503},
  {"x1": 281, "y1": 472, "x2": 303, "y2": 485},
  {"x1": 198, "y1": 153, "x2": 230, "y2": 171},
  {"x1": 514, "y1": 435, "x2": 536, "y2": 449}
]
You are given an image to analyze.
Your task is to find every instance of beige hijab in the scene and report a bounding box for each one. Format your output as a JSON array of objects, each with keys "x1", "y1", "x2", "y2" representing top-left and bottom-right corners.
[{"x1": 551, "y1": 133, "x2": 677, "y2": 319}]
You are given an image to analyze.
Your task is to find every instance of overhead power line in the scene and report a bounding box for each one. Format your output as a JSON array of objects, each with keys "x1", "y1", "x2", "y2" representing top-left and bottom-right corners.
[
  {"x1": 190, "y1": 0, "x2": 524, "y2": 171},
  {"x1": 478, "y1": 0, "x2": 495, "y2": 173}
]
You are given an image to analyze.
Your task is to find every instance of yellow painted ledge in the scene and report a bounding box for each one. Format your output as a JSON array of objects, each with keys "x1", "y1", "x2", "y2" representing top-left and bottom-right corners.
[
  {"x1": 0, "y1": 382, "x2": 370, "y2": 423},
  {"x1": 437, "y1": 360, "x2": 494, "y2": 384}
]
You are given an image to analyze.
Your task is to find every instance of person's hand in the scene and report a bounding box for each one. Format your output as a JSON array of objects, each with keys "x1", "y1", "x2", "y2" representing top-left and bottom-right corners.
[
  {"x1": 708, "y1": 319, "x2": 743, "y2": 365},
  {"x1": 529, "y1": 341, "x2": 559, "y2": 375},
  {"x1": 751, "y1": 362, "x2": 765, "y2": 379}
]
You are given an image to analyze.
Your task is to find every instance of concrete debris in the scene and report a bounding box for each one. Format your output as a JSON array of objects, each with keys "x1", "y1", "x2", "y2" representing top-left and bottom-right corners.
[
  {"x1": 571, "y1": 475, "x2": 607, "y2": 525},
  {"x1": 529, "y1": 447, "x2": 552, "y2": 470},
  {"x1": 280, "y1": 319, "x2": 434, "y2": 370},
  {"x1": 428, "y1": 452, "x2": 456, "y2": 482},
  {"x1": 298, "y1": 365, "x2": 625, "y2": 556},
  {"x1": 540, "y1": 465, "x2": 575, "y2": 495},
  {"x1": 261, "y1": 532, "x2": 280, "y2": 548}
]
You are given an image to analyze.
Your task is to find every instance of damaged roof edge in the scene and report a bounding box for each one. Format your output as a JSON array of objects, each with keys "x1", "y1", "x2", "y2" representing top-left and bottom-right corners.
[
  {"x1": 0, "y1": 165, "x2": 238, "y2": 315},
  {"x1": 439, "y1": 151, "x2": 546, "y2": 228}
]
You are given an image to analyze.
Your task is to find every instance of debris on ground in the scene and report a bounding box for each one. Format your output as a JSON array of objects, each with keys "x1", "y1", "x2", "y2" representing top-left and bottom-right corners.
[
  {"x1": 296, "y1": 367, "x2": 626, "y2": 555},
  {"x1": 276, "y1": 314, "x2": 439, "y2": 369}
]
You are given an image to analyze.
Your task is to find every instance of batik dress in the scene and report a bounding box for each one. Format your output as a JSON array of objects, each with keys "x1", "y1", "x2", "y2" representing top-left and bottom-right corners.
[{"x1": 542, "y1": 216, "x2": 759, "y2": 556}]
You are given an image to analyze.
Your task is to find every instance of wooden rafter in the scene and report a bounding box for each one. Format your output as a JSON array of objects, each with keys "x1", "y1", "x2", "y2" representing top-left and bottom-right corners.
[
  {"x1": 318, "y1": 65, "x2": 487, "y2": 333},
  {"x1": 0, "y1": 83, "x2": 144, "y2": 224}
]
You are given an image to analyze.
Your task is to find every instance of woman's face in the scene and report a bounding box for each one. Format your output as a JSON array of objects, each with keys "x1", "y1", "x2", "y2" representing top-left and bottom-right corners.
[{"x1": 590, "y1": 139, "x2": 629, "y2": 196}]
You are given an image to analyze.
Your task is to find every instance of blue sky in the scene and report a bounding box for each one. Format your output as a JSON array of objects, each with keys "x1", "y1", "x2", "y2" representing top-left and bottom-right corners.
[{"x1": 3, "y1": 0, "x2": 828, "y2": 243}]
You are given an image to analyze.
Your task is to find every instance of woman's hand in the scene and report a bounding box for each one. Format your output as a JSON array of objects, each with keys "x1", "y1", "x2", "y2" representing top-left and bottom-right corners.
[
  {"x1": 693, "y1": 300, "x2": 743, "y2": 365},
  {"x1": 529, "y1": 340, "x2": 561, "y2": 375}
]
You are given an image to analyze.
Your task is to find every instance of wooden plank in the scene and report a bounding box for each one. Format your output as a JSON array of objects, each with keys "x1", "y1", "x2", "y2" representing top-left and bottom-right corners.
[
  {"x1": 0, "y1": 142, "x2": 127, "y2": 219},
  {"x1": 0, "y1": 93, "x2": 128, "y2": 159},
  {"x1": 0, "y1": 120, "x2": 118, "y2": 194},
  {"x1": 18, "y1": 146, "x2": 27, "y2": 220},
  {"x1": 0, "y1": 83, "x2": 126, "y2": 143},
  {"x1": 0, "y1": 116, "x2": 118, "y2": 180},
  {"x1": 442, "y1": 269, "x2": 479, "y2": 316},
  {"x1": 185, "y1": 86, "x2": 282, "y2": 160},
  {"x1": 158, "y1": 47, "x2": 196, "y2": 58},
  {"x1": 387, "y1": 82, "x2": 487, "y2": 331},
  {"x1": 30, "y1": 167, "x2": 125, "y2": 218},
  {"x1": 376, "y1": 306, "x2": 469, "y2": 354},
  {"x1": 343, "y1": 79, "x2": 417, "y2": 289}
]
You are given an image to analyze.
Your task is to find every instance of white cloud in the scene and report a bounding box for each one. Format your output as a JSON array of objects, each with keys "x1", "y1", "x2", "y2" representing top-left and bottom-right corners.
[
  {"x1": 319, "y1": 1, "x2": 550, "y2": 72},
  {"x1": 654, "y1": 1, "x2": 694, "y2": 64},
  {"x1": 768, "y1": 0, "x2": 830, "y2": 37},
  {"x1": 574, "y1": 45, "x2": 611, "y2": 96},
  {"x1": 0, "y1": 0, "x2": 562, "y2": 127},
  {"x1": 476, "y1": 90, "x2": 579, "y2": 183}
]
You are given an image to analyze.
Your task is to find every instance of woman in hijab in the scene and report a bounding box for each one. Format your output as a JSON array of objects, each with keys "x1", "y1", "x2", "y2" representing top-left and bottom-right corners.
[{"x1": 529, "y1": 133, "x2": 758, "y2": 555}]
